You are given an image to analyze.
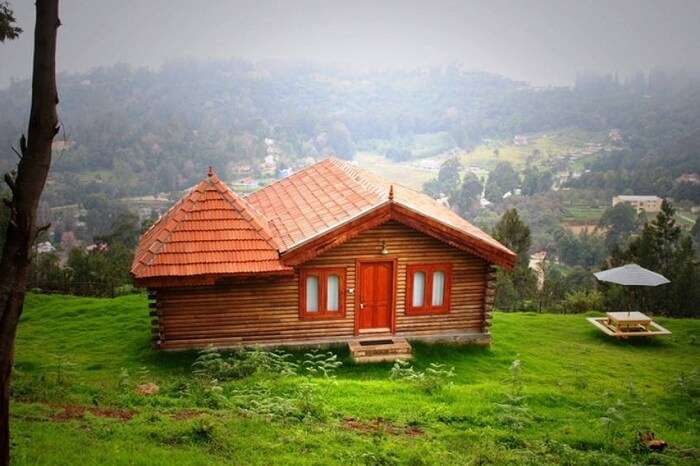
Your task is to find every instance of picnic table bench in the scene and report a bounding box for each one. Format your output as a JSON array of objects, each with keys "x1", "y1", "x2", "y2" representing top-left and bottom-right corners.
[{"x1": 587, "y1": 311, "x2": 672, "y2": 338}]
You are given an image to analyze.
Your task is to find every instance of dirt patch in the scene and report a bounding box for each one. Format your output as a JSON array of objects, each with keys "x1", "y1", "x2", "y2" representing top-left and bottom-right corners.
[
  {"x1": 136, "y1": 383, "x2": 160, "y2": 396},
  {"x1": 342, "y1": 417, "x2": 424, "y2": 437},
  {"x1": 50, "y1": 404, "x2": 134, "y2": 422}
]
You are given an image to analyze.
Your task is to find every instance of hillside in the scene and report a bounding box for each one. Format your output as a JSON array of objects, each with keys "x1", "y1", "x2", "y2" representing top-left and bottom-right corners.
[
  {"x1": 10, "y1": 294, "x2": 700, "y2": 465},
  {"x1": 2, "y1": 62, "x2": 699, "y2": 207}
]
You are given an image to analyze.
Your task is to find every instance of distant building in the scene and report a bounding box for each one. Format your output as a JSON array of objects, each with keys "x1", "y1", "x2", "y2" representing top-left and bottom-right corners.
[
  {"x1": 676, "y1": 173, "x2": 700, "y2": 185},
  {"x1": 612, "y1": 195, "x2": 663, "y2": 213},
  {"x1": 86, "y1": 243, "x2": 108, "y2": 252},
  {"x1": 277, "y1": 167, "x2": 294, "y2": 178}
]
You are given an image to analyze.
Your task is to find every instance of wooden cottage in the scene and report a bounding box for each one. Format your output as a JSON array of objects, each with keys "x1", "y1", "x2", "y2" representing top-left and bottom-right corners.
[{"x1": 132, "y1": 158, "x2": 515, "y2": 356}]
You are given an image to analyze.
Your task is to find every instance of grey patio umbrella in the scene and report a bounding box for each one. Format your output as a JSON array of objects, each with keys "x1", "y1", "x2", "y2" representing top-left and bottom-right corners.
[
  {"x1": 594, "y1": 263, "x2": 670, "y2": 315},
  {"x1": 593, "y1": 264, "x2": 670, "y2": 287}
]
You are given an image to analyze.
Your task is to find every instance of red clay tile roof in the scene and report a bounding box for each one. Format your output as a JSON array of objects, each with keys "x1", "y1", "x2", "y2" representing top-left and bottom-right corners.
[
  {"x1": 131, "y1": 170, "x2": 290, "y2": 285},
  {"x1": 247, "y1": 158, "x2": 515, "y2": 264},
  {"x1": 133, "y1": 158, "x2": 516, "y2": 286}
]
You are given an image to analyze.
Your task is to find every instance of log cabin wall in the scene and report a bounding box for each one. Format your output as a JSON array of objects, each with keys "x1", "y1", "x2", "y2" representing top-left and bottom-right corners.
[{"x1": 152, "y1": 220, "x2": 490, "y2": 350}]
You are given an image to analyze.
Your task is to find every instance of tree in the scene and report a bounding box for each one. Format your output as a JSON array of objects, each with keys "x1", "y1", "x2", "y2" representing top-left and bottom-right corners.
[
  {"x1": 521, "y1": 166, "x2": 552, "y2": 196},
  {"x1": 0, "y1": 2, "x2": 59, "y2": 463},
  {"x1": 598, "y1": 202, "x2": 638, "y2": 251},
  {"x1": 423, "y1": 157, "x2": 461, "y2": 199},
  {"x1": 492, "y1": 209, "x2": 537, "y2": 310},
  {"x1": 485, "y1": 161, "x2": 519, "y2": 203},
  {"x1": 608, "y1": 200, "x2": 699, "y2": 316},
  {"x1": 327, "y1": 122, "x2": 355, "y2": 159},
  {"x1": 492, "y1": 209, "x2": 531, "y2": 267},
  {"x1": 449, "y1": 172, "x2": 482, "y2": 216},
  {"x1": 0, "y1": 1, "x2": 21, "y2": 42}
]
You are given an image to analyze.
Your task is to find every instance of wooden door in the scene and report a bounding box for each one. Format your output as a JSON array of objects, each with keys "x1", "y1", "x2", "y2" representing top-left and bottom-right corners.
[{"x1": 357, "y1": 260, "x2": 394, "y2": 332}]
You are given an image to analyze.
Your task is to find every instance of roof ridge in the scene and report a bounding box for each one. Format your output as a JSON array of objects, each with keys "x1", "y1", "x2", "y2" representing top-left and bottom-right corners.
[
  {"x1": 210, "y1": 176, "x2": 280, "y2": 250},
  {"x1": 131, "y1": 172, "x2": 290, "y2": 282}
]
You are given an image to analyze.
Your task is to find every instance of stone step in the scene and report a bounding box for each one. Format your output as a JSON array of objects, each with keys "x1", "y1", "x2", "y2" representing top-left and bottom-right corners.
[{"x1": 348, "y1": 337, "x2": 413, "y2": 363}]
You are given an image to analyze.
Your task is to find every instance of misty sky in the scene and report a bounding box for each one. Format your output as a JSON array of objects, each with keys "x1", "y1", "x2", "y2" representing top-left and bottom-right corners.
[{"x1": 1, "y1": 0, "x2": 699, "y2": 88}]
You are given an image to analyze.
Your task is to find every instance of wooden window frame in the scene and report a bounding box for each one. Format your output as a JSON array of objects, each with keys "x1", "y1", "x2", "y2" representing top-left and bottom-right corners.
[
  {"x1": 299, "y1": 267, "x2": 346, "y2": 319},
  {"x1": 405, "y1": 263, "x2": 452, "y2": 315}
]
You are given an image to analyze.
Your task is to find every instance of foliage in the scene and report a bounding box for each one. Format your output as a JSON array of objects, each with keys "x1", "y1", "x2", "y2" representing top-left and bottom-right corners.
[
  {"x1": 492, "y1": 209, "x2": 538, "y2": 310},
  {"x1": 554, "y1": 229, "x2": 607, "y2": 268},
  {"x1": 449, "y1": 171, "x2": 482, "y2": 216},
  {"x1": 599, "y1": 202, "x2": 639, "y2": 252},
  {"x1": 389, "y1": 360, "x2": 455, "y2": 394},
  {"x1": 27, "y1": 210, "x2": 140, "y2": 297},
  {"x1": 492, "y1": 209, "x2": 531, "y2": 267},
  {"x1": 422, "y1": 157, "x2": 461, "y2": 199},
  {"x1": 485, "y1": 162, "x2": 520, "y2": 203},
  {"x1": 495, "y1": 359, "x2": 531, "y2": 431},
  {"x1": 608, "y1": 200, "x2": 700, "y2": 317},
  {"x1": 0, "y1": 0, "x2": 21, "y2": 42},
  {"x1": 521, "y1": 165, "x2": 552, "y2": 196},
  {"x1": 558, "y1": 289, "x2": 604, "y2": 314},
  {"x1": 301, "y1": 349, "x2": 342, "y2": 378},
  {"x1": 569, "y1": 129, "x2": 700, "y2": 204},
  {"x1": 192, "y1": 348, "x2": 299, "y2": 382}
]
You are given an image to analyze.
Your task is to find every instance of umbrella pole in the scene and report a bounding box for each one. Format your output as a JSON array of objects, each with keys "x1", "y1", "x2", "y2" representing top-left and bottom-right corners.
[{"x1": 629, "y1": 286, "x2": 634, "y2": 317}]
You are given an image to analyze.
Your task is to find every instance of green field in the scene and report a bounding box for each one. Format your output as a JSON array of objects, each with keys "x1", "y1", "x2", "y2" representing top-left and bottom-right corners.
[
  {"x1": 10, "y1": 294, "x2": 700, "y2": 465},
  {"x1": 355, "y1": 151, "x2": 437, "y2": 191},
  {"x1": 355, "y1": 128, "x2": 611, "y2": 192}
]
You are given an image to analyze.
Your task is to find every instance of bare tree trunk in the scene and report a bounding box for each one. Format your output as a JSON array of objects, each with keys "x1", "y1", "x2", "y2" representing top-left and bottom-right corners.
[{"x1": 0, "y1": 1, "x2": 59, "y2": 463}]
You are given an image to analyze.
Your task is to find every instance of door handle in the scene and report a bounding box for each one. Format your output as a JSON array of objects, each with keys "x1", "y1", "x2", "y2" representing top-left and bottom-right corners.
[{"x1": 360, "y1": 303, "x2": 365, "y2": 310}]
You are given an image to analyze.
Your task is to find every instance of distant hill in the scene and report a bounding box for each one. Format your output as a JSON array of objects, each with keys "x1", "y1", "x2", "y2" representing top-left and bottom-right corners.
[
  {"x1": 1, "y1": 61, "x2": 699, "y2": 207},
  {"x1": 568, "y1": 127, "x2": 700, "y2": 202}
]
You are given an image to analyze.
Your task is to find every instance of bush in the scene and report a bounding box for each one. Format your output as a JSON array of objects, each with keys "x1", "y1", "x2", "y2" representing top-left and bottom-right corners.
[
  {"x1": 558, "y1": 290, "x2": 603, "y2": 313},
  {"x1": 191, "y1": 347, "x2": 299, "y2": 381}
]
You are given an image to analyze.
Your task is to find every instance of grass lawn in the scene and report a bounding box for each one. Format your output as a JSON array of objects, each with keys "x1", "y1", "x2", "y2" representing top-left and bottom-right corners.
[{"x1": 10, "y1": 294, "x2": 700, "y2": 465}]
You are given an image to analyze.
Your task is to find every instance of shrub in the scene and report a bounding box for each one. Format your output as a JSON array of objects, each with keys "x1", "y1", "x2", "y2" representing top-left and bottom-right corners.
[
  {"x1": 559, "y1": 289, "x2": 603, "y2": 313},
  {"x1": 191, "y1": 347, "x2": 299, "y2": 381},
  {"x1": 302, "y1": 349, "x2": 342, "y2": 378}
]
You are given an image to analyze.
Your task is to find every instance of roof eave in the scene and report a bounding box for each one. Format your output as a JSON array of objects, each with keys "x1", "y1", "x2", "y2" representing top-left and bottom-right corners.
[{"x1": 132, "y1": 267, "x2": 295, "y2": 288}]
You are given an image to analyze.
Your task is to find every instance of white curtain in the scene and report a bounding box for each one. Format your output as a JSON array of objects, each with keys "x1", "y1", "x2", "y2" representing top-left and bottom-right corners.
[
  {"x1": 412, "y1": 271, "x2": 425, "y2": 307},
  {"x1": 306, "y1": 276, "x2": 319, "y2": 312},
  {"x1": 327, "y1": 274, "x2": 340, "y2": 311},
  {"x1": 432, "y1": 271, "x2": 445, "y2": 306}
]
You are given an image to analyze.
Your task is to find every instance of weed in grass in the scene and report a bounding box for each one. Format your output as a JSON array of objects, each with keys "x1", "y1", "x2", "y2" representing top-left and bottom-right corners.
[
  {"x1": 11, "y1": 355, "x2": 78, "y2": 402},
  {"x1": 302, "y1": 349, "x2": 342, "y2": 378},
  {"x1": 598, "y1": 399, "x2": 626, "y2": 448},
  {"x1": 494, "y1": 359, "x2": 531, "y2": 431},
  {"x1": 389, "y1": 360, "x2": 455, "y2": 394}
]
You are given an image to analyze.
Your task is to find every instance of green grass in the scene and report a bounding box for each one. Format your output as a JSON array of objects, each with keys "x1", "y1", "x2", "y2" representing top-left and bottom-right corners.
[
  {"x1": 561, "y1": 206, "x2": 607, "y2": 223},
  {"x1": 355, "y1": 151, "x2": 437, "y2": 190},
  {"x1": 11, "y1": 293, "x2": 700, "y2": 465},
  {"x1": 461, "y1": 129, "x2": 610, "y2": 170}
]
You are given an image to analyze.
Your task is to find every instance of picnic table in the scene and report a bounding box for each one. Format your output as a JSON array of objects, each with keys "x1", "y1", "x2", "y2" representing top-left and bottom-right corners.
[
  {"x1": 587, "y1": 311, "x2": 671, "y2": 338},
  {"x1": 606, "y1": 312, "x2": 652, "y2": 333}
]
